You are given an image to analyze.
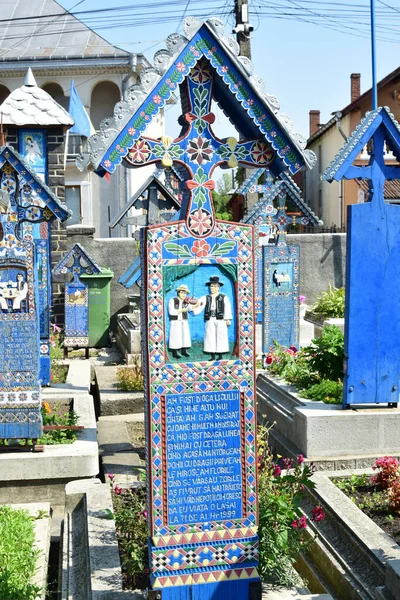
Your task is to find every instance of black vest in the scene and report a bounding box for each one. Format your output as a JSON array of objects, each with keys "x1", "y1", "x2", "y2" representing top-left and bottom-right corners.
[
  {"x1": 170, "y1": 297, "x2": 188, "y2": 320},
  {"x1": 204, "y1": 294, "x2": 225, "y2": 320}
]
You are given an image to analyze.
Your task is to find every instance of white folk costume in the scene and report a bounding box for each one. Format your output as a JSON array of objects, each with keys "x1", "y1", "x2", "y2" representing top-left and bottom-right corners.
[
  {"x1": 194, "y1": 276, "x2": 232, "y2": 354},
  {"x1": 168, "y1": 296, "x2": 193, "y2": 350}
]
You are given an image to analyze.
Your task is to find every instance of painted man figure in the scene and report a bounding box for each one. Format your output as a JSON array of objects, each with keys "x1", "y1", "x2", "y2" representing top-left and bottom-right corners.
[
  {"x1": 194, "y1": 276, "x2": 232, "y2": 361},
  {"x1": 168, "y1": 284, "x2": 195, "y2": 359}
]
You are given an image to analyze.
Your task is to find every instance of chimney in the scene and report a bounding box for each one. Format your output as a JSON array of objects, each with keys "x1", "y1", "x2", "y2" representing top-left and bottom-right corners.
[
  {"x1": 309, "y1": 110, "x2": 320, "y2": 137},
  {"x1": 351, "y1": 73, "x2": 361, "y2": 102}
]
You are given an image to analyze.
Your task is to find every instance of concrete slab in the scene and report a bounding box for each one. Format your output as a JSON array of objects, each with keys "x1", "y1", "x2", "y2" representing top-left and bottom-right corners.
[
  {"x1": 257, "y1": 373, "x2": 400, "y2": 467},
  {"x1": 300, "y1": 470, "x2": 400, "y2": 599},
  {"x1": 0, "y1": 392, "x2": 98, "y2": 483},
  {"x1": 61, "y1": 479, "x2": 144, "y2": 599},
  {"x1": 50, "y1": 359, "x2": 92, "y2": 394},
  {"x1": 95, "y1": 365, "x2": 144, "y2": 416}
]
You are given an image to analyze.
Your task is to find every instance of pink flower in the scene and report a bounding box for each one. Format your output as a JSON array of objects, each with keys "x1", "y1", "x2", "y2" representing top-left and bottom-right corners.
[
  {"x1": 153, "y1": 95, "x2": 162, "y2": 105},
  {"x1": 107, "y1": 473, "x2": 115, "y2": 482},
  {"x1": 113, "y1": 485, "x2": 122, "y2": 495},
  {"x1": 273, "y1": 465, "x2": 281, "y2": 477},
  {"x1": 143, "y1": 510, "x2": 148, "y2": 518},
  {"x1": 176, "y1": 62, "x2": 186, "y2": 73},
  {"x1": 299, "y1": 295, "x2": 306, "y2": 304},
  {"x1": 292, "y1": 515, "x2": 307, "y2": 529},
  {"x1": 282, "y1": 458, "x2": 293, "y2": 470},
  {"x1": 312, "y1": 506, "x2": 325, "y2": 522},
  {"x1": 297, "y1": 454, "x2": 304, "y2": 465},
  {"x1": 51, "y1": 323, "x2": 62, "y2": 333}
]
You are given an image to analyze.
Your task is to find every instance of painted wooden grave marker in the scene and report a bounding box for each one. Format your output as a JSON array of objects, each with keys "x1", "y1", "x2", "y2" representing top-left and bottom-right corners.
[
  {"x1": 78, "y1": 17, "x2": 316, "y2": 598},
  {"x1": 53, "y1": 244, "x2": 102, "y2": 348},
  {"x1": 323, "y1": 107, "x2": 400, "y2": 406},
  {"x1": 239, "y1": 171, "x2": 320, "y2": 361},
  {"x1": 0, "y1": 146, "x2": 70, "y2": 438}
]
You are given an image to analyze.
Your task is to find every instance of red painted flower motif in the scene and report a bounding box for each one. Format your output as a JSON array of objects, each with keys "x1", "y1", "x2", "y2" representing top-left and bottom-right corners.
[
  {"x1": 251, "y1": 140, "x2": 274, "y2": 165},
  {"x1": 176, "y1": 62, "x2": 186, "y2": 72},
  {"x1": 188, "y1": 209, "x2": 212, "y2": 236},
  {"x1": 153, "y1": 95, "x2": 162, "y2": 105},
  {"x1": 187, "y1": 136, "x2": 214, "y2": 165},
  {"x1": 190, "y1": 62, "x2": 211, "y2": 83},
  {"x1": 128, "y1": 139, "x2": 151, "y2": 164},
  {"x1": 192, "y1": 239, "x2": 210, "y2": 258}
]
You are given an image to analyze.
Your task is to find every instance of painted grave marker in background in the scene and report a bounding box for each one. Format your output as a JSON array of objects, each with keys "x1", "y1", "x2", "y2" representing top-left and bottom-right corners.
[
  {"x1": 0, "y1": 147, "x2": 69, "y2": 438},
  {"x1": 323, "y1": 107, "x2": 400, "y2": 406},
  {"x1": 53, "y1": 244, "x2": 102, "y2": 348}
]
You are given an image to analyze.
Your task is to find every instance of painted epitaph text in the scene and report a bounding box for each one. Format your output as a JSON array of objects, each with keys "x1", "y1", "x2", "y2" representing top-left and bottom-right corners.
[{"x1": 166, "y1": 390, "x2": 242, "y2": 525}]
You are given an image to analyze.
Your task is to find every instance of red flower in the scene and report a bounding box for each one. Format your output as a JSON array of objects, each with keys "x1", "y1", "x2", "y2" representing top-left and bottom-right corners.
[
  {"x1": 273, "y1": 464, "x2": 281, "y2": 477},
  {"x1": 297, "y1": 454, "x2": 304, "y2": 465},
  {"x1": 266, "y1": 355, "x2": 273, "y2": 365},
  {"x1": 312, "y1": 506, "x2": 325, "y2": 523},
  {"x1": 292, "y1": 515, "x2": 307, "y2": 529},
  {"x1": 192, "y1": 239, "x2": 210, "y2": 258}
]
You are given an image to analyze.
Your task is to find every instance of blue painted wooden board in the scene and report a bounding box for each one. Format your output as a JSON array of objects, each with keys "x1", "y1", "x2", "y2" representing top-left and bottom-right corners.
[
  {"x1": 158, "y1": 579, "x2": 260, "y2": 599},
  {"x1": 344, "y1": 200, "x2": 400, "y2": 406}
]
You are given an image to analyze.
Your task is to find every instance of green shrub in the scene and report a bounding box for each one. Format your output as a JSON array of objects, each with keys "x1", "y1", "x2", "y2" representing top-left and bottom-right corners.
[
  {"x1": 300, "y1": 379, "x2": 343, "y2": 404},
  {"x1": 0, "y1": 505, "x2": 41, "y2": 600},
  {"x1": 257, "y1": 424, "x2": 323, "y2": 586},
  {"x1": 311, "y1": 285, "x2": 345, "y2": 318},
  {"x1": 108, "y1": 478, "x2": 149, "y2": 587},
  {"x1": 116, "y1": 364, "x2": 144, "y2": 392},
  {"x1": 304, "y1": 325, "x2": 344, "y2": 382}
]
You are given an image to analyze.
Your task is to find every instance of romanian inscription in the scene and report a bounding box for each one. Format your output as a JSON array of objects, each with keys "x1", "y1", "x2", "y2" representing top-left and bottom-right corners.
[
  {"x1": 0, "y1": 321, "x2": 36, "y2": 372},
  {"x1": 267, "y1": 294, "x2": 295, "y2": 348},
  {"x1": 166, "y1": 390, "x2": 242, "y2": 525}
]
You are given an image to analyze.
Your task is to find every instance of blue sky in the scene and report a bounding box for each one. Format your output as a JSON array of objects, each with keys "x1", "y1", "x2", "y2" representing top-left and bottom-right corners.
[{"x1": 60, "y1": 0, "x2": 400, "y2": 139}]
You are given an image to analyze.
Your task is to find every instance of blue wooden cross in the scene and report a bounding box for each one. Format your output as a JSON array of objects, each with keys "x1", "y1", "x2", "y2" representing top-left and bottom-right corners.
[
  {"x1": 323, "y1": 107, "x2": 400, "y2": 406},
  {"x1": 125, "y1": 58, "x2": 276, "y2": 238},
  {"x1": 53, "y1": 244, "x2": 102, "y2": 348}
]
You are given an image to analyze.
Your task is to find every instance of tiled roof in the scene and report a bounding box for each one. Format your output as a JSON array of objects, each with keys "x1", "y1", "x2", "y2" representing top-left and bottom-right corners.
[
  {"x1": 357, "y1": 178, "x2": 400, "y2": 200},
  {"x1": 0, "y1": 69, "x2": 73, "y2": 126},
  {"x1": 322, "y1": 107, "x2": 400, "y2": 182},
  {"x1": 0, "y1": 0, "x2": 129, "y2": 61}
]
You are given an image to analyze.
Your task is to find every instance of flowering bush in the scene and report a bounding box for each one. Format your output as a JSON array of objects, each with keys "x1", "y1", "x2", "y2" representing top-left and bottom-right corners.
[
  {"x1": 257, "y1": 424, "x2": 324, "y2": 586},
  {"x1": 372, "y1": 456, "x2": 400, "y2": 490},
  {"x1": 265, "y1": 325, "x2": 344, "y2": 404},
  {"x1": 108, "y1": 475, "x2": 149, "y2": 588},
  {"x1": 39, "y1": 402, "x2": 79, "y2": 445}
]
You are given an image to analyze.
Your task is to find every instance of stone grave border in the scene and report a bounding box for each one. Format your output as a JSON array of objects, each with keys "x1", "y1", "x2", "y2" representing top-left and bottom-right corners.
[
  {"x1": 60, "y1": 479, "x2": 331, "y2": 600},
  {"x1": 300, "y1": 469, "x2": 400, "y2": 600},
  {"x1": 257, "y1": 373, "x2": 400, "y2": 469},
  {"x1": 0, "y1": 360, "x2": 98, "y2": 484}
]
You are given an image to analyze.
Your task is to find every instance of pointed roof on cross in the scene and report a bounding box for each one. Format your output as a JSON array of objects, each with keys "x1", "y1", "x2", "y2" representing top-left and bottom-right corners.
[{"x1": 77, "y1": 18, "x2": 316, "y2": 178}]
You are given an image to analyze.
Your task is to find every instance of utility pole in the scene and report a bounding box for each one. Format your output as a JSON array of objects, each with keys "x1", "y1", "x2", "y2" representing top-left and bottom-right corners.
[
  {"x1": 233, "y1": 0, "x2": 253, "y2": 59},
  {"x1": 233, "y1": 0, "x2": 257, "y2": 213}
]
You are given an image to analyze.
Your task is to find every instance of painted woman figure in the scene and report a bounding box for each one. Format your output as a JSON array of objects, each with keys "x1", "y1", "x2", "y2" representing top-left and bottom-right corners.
[
  {"x1": 168, "y1": 284, "x2": 196, "y2": 359},
  {"x1": 193, "y1": 275, "x2": 232, "y2": 361}
]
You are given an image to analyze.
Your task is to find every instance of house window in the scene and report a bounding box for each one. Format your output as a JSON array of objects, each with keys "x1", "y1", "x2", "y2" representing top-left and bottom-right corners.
[{"x1": 65, "y1": 186, "x2": 82, "y2": 225}]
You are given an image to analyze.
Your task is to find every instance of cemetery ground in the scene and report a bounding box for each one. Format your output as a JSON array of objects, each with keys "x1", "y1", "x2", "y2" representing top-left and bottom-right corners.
[{"x1": 2, "y1": 298, "x2": 399, "y2": 600}]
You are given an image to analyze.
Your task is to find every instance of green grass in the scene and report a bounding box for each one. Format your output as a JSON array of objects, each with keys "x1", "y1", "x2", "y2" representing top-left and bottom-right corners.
[{"x1": 0, "y1": 505, "x2": 41, "y2": 600}]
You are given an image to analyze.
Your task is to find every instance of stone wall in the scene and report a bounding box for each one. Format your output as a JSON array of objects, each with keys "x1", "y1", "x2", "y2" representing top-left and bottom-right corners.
[
  {"x1": 287, "y1": 233, "x2": 346, "y2": 304},
  {"x1": 57, "y1": 229, "x2": 345, "y2": 332},
  {"x1": 63, "y1": 225, "x2": 139, "y2": 330}
]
